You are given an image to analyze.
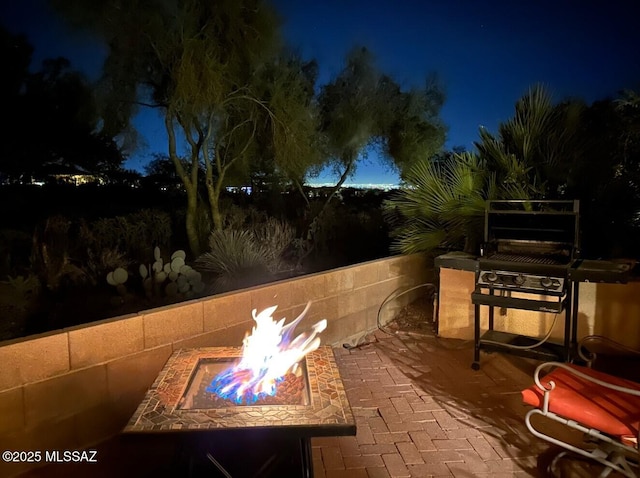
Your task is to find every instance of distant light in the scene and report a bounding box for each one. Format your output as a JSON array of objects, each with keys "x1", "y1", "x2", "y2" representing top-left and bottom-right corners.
[
  {"x1": 306, "y1": 183, "x2": 400, "y2": 191},
  {"x1": 225, "y1": 186, "x2": 252, "y2": 194}
]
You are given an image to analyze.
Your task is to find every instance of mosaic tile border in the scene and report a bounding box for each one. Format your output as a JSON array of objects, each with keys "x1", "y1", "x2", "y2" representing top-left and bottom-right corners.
[{"x1": 123, "y1": 346, "x2": 355, "y2": 435}]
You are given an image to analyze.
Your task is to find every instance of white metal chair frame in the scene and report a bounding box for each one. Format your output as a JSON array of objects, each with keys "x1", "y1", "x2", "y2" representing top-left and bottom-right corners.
[{"x1": 525, "y1": 361, "x2": 640, "y2": 477}]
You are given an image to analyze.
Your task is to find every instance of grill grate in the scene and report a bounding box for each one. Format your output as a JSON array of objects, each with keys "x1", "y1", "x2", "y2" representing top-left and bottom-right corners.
[{"x1": 487, "y1": 253, "x2": 563, "y2": 265}]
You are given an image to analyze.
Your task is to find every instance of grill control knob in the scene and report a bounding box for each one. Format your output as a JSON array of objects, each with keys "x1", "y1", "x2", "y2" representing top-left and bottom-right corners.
[
  {"x1": 540, "y1": 277, "x2": 554, "y2": 289},
  {"x1": 513, "y1": 274, "x2": 526, "y2": 286},
  {"x1": 486, "y1": 272, "x2": 498, "y2": 282}
]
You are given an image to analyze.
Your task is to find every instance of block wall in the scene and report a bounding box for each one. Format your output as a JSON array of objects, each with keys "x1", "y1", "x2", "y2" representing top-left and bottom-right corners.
[
  {"x1": 0, "y1": 253, "x2": 431, "y2": 477},
  {"x1": 437, "y1": 267, "x2": 640, "y2": 350}
]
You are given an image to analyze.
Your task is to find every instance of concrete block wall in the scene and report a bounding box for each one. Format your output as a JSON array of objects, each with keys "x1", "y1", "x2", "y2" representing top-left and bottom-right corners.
[
  {"x1": 437, "y1": 267, "x2": 640, "y2": 350},
  {"x1": 578, "y1": 281, "x2": 640, "y2": 350},
  {"x1": 0, "y1": 253, "x2": 431, "y2": 477},
  {"x1": 437, "y1": 268, "x2": 564, "y2": 340}
]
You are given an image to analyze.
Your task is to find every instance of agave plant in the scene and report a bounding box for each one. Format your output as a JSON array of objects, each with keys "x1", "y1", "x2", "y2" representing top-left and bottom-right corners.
[{"x1": 195, "y1": 219, "x2": 296, "y2": 292}]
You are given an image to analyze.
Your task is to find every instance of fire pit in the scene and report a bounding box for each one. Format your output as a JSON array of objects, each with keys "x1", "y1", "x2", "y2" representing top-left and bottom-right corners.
[
  {"x1": 124, "y1": 345, "x2": 354, "y2": 433},
  {"x1": 123, "y1": 305, "x2": 355, "y2": 477}
]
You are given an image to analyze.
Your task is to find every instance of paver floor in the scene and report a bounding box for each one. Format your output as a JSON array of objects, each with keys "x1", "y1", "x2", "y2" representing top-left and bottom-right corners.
[
  {"x1": 21, "y1": 328, "x2": 614, "y2": 477},
  {"x1": 313, "y1": 329, "x2": 561, "y2": 478}
]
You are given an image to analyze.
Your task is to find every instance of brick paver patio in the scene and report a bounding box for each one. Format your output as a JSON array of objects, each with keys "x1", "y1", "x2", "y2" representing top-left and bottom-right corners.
[
  {"x1": 22, "y1": 327, "x2": 602, "y2": 477},
  {"x1": 312, "y1": 329, "x2": 549, "y2": 478}
]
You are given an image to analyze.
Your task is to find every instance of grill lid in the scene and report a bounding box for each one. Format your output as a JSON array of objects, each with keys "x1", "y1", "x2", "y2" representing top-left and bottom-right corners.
[{"x1": 483, "y1": 200, "x2": 580, "y2": 260}]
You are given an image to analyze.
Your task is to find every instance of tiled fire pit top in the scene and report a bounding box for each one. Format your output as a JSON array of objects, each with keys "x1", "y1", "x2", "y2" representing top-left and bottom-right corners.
[{"x1": 123, "y1": 346, "x2": 355, "y2": 436}]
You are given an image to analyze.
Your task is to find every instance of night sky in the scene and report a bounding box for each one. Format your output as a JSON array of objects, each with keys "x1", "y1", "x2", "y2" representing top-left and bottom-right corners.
[{"x1": 3, "y1": 0, "x2": 640, "y2": 185}]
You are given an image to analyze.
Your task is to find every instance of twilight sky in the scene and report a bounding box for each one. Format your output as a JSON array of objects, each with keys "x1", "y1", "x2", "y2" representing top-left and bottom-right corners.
[{"x1": 3, "y1": 0, "x2": 640, "y2": 185}]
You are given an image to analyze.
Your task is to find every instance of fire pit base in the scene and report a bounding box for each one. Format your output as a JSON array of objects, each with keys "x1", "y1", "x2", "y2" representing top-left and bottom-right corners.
[
  {"x1": 177, "y1": 430, "x2": 312, "y2": 477},
  {"x1": 119, "y1": 430, "x2": 313, "y2": 478}
]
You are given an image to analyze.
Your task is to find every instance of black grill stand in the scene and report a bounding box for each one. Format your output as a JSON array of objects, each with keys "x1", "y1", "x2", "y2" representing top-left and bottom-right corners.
[{"x1": 471, "y1": 279, "x2": 575, "y2": 370}]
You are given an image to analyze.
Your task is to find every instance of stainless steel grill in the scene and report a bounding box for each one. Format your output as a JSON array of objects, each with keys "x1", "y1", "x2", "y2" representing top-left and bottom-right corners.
[
  {"x1": 471, "y1": 200, "x2": 580, "y2": 369},
  {"x1": 469, "y1": 200, "x2": 635, "y2": 371}
]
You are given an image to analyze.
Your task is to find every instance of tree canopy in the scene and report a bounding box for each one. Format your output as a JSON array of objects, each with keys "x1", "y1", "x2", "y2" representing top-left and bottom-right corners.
[
  {"x1": 52, "y1": 0, "x2": 325, "y2": 254},
  {"x1": 388, "y1": 85, "x2": 640, "y2": 259},
  {"x1": 0, "y1": 25, "x2": 124, "y2": 182},
  {"x1": 50, "y1": 0, "x2": 448, "y2": 255},
  {"x1": 316, "y1": 47, "x2": 446, "y2": 207}
]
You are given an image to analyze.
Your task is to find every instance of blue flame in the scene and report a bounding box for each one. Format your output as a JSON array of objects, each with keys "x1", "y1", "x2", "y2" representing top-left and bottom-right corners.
[{"x1": 206, "y1": 366, "x2": 283, "y2": 405}]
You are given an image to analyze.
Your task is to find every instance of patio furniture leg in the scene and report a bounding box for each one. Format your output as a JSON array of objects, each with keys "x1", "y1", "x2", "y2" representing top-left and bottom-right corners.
[{"x1": 472, "y1": 303, "x2": 481, "y2": 370}]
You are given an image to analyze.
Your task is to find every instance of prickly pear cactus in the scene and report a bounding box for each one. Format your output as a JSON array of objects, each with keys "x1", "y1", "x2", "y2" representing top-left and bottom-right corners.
[
  {"x1": 106, "y1": 266, "x2": 130, "y2": 305},
  {"x1": 107, "y1": 248, "x2": 204, "y2": 303}
]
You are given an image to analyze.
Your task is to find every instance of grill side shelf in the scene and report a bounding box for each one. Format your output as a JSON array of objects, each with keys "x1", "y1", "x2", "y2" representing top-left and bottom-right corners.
[{"x1": 568, "y1": 259, "x2": 635, "y2": 283}]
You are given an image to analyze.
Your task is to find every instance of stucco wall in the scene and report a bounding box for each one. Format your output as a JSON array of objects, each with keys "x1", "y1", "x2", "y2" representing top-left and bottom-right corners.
[{"x1": 0, "y1": 253, "x2": 432, "y2": 477}]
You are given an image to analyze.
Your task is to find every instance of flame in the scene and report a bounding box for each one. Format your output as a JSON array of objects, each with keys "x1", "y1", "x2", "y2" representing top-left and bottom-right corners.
[{"x1": 207, "y1": 302, "x2": 327, "y2": 404}]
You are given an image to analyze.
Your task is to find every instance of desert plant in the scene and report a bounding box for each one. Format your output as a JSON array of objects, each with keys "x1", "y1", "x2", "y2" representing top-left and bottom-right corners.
[
  {"x1": 250, "y1": 217, "x2": 296, "y2": 271},
  {"x1": 106, "y1": 266, "x2": 130, "y2": 304},
  {"x1": 0, "y1": 274, "x2": 41, "y2": 340},
  {"x1": 84, "y1": 248, "x2": 130, "y2": 286},
  {"x1": 87, "y1": 209, "x2": 172, "y2": 263},
  {"x1": 195, "y1": 219, "x2": 296, "y2": 292},
  {"x1": 386, "y1": 152, "x2": 530, "y2": 255},
  {"x1": 386, "y1": 88, "x2": 575, "y2": 256},
  {"x1": 475, "y1": 85, "x2": 582, "y2": 198},
  {"x1": 0, "y1": 229, "x2": 32, "y2": 278},
  {"x1": 195, "y1": 230, "x2": 272, "y2": 292},
  {"x1": 31, "y1": 216, "x2": 89, "y2": 291},
  {"x1": 0, "y1": 274, "x2": 40, "y2": 313},
  {"x1": 106, "y1": 247, "x2": 204, "y2": 305}
]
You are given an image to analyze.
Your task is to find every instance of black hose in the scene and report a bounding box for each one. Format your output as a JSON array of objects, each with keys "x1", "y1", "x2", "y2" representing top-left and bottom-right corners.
[
  {"x1": 377, "y1": 283, "x2": 435, "y2": 334},
  {"x1": 342, "y1": 282, "x2": 436, "y2": 351}
]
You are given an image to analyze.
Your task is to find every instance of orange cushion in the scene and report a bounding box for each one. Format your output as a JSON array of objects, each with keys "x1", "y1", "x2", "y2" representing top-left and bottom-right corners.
[{"x1": 521, "y1": 364, "x2": 640, "y2": 441}]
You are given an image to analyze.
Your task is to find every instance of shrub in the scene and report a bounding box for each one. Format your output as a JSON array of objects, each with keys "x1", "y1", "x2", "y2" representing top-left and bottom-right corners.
[
  {"x1": 195, "y1": 218, "x2": 296, "y2": 293},
  {"x1": 83, "y1": 209, "x2": 172, "y2": 263}
]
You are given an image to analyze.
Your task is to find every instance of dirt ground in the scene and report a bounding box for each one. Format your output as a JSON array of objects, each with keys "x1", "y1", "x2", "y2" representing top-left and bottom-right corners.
[{"x1": 384, "y1": 288, "x2": 437, "y2": 336}]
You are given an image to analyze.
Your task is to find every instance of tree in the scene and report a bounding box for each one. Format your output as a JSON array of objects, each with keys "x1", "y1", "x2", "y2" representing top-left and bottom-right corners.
[
  {"x1": 0, "y1": 25, "x2": 123, "y2": 181},
  {"x1": 143, "y1": 154, "x2": 189, "y2": 191},
  {"x1": 387, "y1": 87, "x2": 570, "y2": 256},
  {"x1": 565, "y1": 93, "x2": 640, "y2": 258},
  {"x1": 387, "y1": 152, "x2": 530, "y2": 255},
  {"x1": 0, "y1": 26, "x2": 33, "y2": 181},
  {"x1": 475, "y1": 85, "x2": 583, "y2": 198},
  {"x1": 388, "y1": 84, "x2": 640, "y2": 259},
  {"x1": 241, "y1": 55, "x2": 323, "y2": 203},
  {"x1": 0, "y1": 26, "x2": 32, "y2": 106},
  {"x1": 383, "y1": 73, "x2": 447, "y2": 177},
  {"x1": 52, "y1": 0, "x2": 321, "y2": 255},
  {"x1": 317, "y1": 47, "x2": 446, "y2": 209}
]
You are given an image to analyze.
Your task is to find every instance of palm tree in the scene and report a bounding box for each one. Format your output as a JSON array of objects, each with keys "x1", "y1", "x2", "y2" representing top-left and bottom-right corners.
[
  {"x1": 387, "y1": 152, "x2": 530, "y2": 255},
  {"x1": 387, "y1": 85, "x2": 588, "y2": 256},
  {"x1": 476, "y1": 84, "x2": 584, "y2": 198}
]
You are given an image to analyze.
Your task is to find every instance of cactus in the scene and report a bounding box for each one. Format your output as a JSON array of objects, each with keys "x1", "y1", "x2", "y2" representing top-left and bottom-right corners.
[
  {"x1": 106, "y1": 267, "x2": 128, "y2": 296},
  {"x1": 107, "y1": 248, "x2": 204, "y2": 303}
]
